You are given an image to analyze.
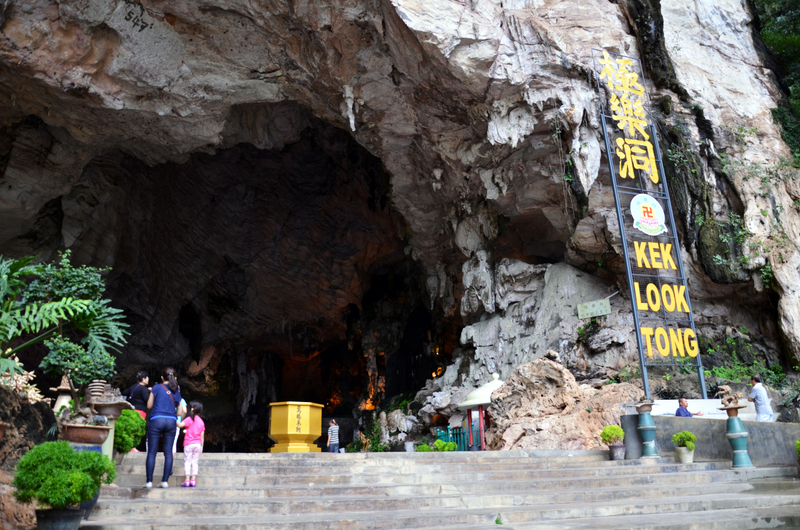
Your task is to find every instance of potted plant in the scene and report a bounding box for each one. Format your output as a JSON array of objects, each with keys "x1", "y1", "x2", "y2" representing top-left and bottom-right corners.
[
  {"x1": 601, "y1": 425, "x2": 626, "y2": 460},
  {"x1": 41, "y1": 336, "x2": 116, "y2": 442},
  {"x1": 12, "y1": 441, "x2": 116, "y2": 530},
  {"x1": 113, "y1": 409, "x2": 147, "y2": 463},
  {"x1": 672, "y1": 431, "x2": 697, "y2": 463}
]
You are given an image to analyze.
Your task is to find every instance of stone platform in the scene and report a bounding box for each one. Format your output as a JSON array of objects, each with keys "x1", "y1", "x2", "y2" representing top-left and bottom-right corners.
[{"x1": 81, "y1": 450, "x2": 800, "y2": 529}]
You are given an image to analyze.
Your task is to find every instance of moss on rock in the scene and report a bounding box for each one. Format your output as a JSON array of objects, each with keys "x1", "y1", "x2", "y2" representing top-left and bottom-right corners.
[
  {"x1": 659, "y1": 125, "x2": 709, "y2": 247},
  {"x1": 622, "y1": 0, "x2": 688, "y2": 98}
]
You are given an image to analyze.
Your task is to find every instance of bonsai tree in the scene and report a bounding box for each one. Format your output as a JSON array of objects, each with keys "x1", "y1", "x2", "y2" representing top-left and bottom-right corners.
[
  {"x1": 600, "y1": 425, "x2": 625, "y2": 446},
  {"x1": 672, "y1": 431, "x2": 697, "y2": 451},
  {"x1": 0, "y1": 252, "x2": 127, "y2": 416},
  {"x1": 12, "y1": 441, "x2": 116, "y2": 510},
  {"x1": 114, "y1": 410, "x2": 147, "y2": 454}
]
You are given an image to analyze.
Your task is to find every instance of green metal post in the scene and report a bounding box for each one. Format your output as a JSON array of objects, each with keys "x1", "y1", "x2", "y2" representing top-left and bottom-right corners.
[
  {"x1": 726, "y1": 417, "x2": 754, "y2": 468},
  {"x1": 637, "y1": 411, "x2": 658, "y2": 458}
]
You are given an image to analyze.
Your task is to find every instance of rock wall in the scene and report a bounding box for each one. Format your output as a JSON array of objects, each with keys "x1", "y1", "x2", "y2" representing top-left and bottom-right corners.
[
  {"x1": 0, "y1": 386, "x2": 55, "y2": 530},
  {"x1": 0, "y1": 0, "x2": 797, "y2": 424}
]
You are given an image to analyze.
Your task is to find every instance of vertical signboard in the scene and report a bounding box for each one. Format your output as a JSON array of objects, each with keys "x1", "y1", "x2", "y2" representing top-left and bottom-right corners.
[{"x1": 591, "y1": 50, "x2": 707, "y2": 400}]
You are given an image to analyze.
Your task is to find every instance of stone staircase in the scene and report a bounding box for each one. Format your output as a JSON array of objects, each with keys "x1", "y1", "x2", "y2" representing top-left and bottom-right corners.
[{"x1": 81, "y1": 451, "x2": 800, "y2": 529}]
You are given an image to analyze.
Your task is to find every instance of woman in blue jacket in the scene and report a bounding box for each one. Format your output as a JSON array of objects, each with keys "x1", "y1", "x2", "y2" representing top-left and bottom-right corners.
[{"x1": 144, "y1": 367, "x2": 185, "y2": 488}]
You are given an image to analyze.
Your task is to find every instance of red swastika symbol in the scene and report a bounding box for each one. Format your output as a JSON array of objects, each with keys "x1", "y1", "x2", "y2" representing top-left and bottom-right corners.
[{"x1": 642, "y1": 206, "x2": 654, "y2": 219}]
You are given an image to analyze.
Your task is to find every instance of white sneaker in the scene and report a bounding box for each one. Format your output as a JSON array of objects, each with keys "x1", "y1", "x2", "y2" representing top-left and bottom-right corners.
[
  {"x1": 158, "y1": 482, "x2": 169, "y2": 488},
  {"x1": 144, "y1": 482, "x2": 152, "y2": 489}
]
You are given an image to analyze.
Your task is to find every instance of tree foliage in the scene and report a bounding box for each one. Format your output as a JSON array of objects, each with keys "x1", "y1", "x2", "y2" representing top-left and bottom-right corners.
[
  {"x1": 753, "y1": 0, "x2": 800, "y2": 161},
  {"x1": 12, "y1": 441, "x2": 116, "y2": 510}
]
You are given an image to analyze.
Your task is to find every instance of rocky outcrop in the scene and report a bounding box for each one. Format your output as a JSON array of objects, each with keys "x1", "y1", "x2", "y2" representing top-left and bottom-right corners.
[
  {"x1": 486, "y1": 354, "x2": 644, "y2": 450},
  {"x1": 0, "y1": 0, "x2": 797, "y2": 435}
]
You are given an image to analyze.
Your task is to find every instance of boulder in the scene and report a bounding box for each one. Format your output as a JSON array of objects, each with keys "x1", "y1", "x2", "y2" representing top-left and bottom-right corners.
[{"x1": 487, "y1": 354, "x2": 643, "y2": 450}]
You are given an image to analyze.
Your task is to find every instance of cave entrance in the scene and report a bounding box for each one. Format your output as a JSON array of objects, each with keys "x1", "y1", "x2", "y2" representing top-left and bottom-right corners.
[{"x1": 5, "y1": 105, "x2": 453, "y2": 452}]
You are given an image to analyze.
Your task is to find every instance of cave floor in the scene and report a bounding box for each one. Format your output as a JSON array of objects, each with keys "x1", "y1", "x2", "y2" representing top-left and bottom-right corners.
[{"x1": 81, "y1": 451, "x2": 800, "y2": 529}]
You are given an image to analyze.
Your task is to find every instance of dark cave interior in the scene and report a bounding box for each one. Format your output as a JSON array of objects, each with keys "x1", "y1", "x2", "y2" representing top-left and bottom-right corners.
[{"x1": 5, "y1": 113, "x2": 458, "y2": 451}]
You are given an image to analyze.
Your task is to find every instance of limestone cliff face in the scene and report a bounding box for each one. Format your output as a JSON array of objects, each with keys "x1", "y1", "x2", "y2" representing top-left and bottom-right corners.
[{"x1": 0, "y1": 0, "x2": 797, "y2": 415}]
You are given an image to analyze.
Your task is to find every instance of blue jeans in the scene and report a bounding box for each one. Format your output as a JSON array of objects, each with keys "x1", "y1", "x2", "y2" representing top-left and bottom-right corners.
[
  {"x1": 328, "y1": 444, "x2": 339, "y2": 453},
  {"x1": 146, "y1": 417, "x2": 177, "y2": 483}
]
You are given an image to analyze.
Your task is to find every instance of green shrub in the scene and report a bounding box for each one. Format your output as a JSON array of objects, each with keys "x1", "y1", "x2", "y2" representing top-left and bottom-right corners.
[
  {"x1": 12, "y1": 441, "x2": 116, "y2": 510},
  {"x1": 600, "y1": 425, "x2": 624, "y2": 446},
  {"x1": 795, "y1": 438, "x2": 800, "y2": 463},
  {"x1": 345, "y1": 439, "x2": 363, "y2": 453},
  {"x1": 114, "y1": 410, "x2": 146, "y2": 454},
  {"x1": 672, "y1": 431, "x2": 697, "y2": 451},
  {"x1": 432, "y1": 439, "x2": 457, "y2": 452},
  {"x1": 416, "y1": 443, "x2": 431, "y2": 452}
]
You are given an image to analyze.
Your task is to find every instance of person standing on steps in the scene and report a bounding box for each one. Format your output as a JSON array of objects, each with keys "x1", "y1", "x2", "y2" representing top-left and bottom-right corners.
[
  {"x1": 178, "y1": 401, "x2": 205, "y2": 488},
  {"x1": 748, "y1": 375, "x2": 774, "y2": 422},
  {"x1": 327, "y1": 419, "x2": 339, "y2": 453},
  {"x1": 675, "y1": 397, "x2": 704, "y2": 417},
  {"x1": 123, "y1": 371, "x2": 150, "y2": 421},
  {"x1": 144, "y1": 367, "x2": 185, "y2": 489}
]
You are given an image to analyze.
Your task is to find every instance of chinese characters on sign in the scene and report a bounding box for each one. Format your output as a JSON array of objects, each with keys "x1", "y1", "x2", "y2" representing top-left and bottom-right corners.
[
  {"x1": 592, "y1": 50, "x2": 706, "y2": 398},
  {"x1": 296, "y1": 405, "x2": 302, "y2": 433}
]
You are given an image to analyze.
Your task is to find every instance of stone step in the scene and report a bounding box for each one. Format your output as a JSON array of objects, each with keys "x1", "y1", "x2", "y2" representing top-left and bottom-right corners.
[
  {"x1": 120, "y1": 449, "x2": 609, "y2": 463},
  {"x1": 115, "y1": 467, "x2": 796, "y2": 500},
  {"x1": 92, "y1": 478, "x2": 800, "y2": 518},
  {"x1": 112, "y1": 460, "x2": 736, "y2": 487},
  {"x1": 117, "y1": 452, "x2": 612, "y2": 472},
  {"x1": 437, "y1": 505, "x2": 800, "y2": 530},
  {"x1": 80, "y1": 490, "x2": 800, "y2": 529}
]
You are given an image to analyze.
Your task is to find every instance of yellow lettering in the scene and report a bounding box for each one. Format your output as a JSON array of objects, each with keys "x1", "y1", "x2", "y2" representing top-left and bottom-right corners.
[
  {"x1": 660, "y1": 243, "x2": 677, "y2": 270},
  {"x1": 655, "y1": 327, "x2": 670, "y2": 356},
  {"x1": 684, "y1": 328, "x2": 698, "y2": 357},
  {"x1": 669, "y1": 328, "x2": 685, "y2": 357},
  {"x1": 634, "y1": 282, "x2": 649, "y2": 311},
  {"x1": 646, "y1": 283, "x2": 661, "y2": 312},
  {"x1": 661, "y1": 284, "x2": 676, "y2": 312},
  {"x1": 640, "y1": 327, "x2": 654, "y2": 357},
  {"x1": 648, "y1": 242, "x2": 662, "y2": 268},
  {"x1": 634, "y1": 241, "x2": 651, "y2": 268},
  {"x1": 674, "y1": 285, "x2": 690, "y2": 313}
]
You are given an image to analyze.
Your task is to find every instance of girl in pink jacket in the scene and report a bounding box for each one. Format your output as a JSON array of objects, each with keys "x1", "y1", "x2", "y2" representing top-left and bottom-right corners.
[{"x1": 178, "y1": 401, "x2": 205, "y2": 488}]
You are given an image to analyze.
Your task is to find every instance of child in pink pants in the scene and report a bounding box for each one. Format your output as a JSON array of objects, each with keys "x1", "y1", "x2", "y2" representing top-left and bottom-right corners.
[{"x1": 177, "y1": 401, "x2": 205, "y2": 488}]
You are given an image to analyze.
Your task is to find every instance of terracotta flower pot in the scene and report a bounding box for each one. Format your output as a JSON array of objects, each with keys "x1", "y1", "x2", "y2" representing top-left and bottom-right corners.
[{"x1": 62, "y1": 424, "x2": 111, "y2": 445}]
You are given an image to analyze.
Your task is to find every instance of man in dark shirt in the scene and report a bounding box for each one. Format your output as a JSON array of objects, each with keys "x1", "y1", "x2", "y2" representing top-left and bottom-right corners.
[
  {"x1": 675, "y1": 397, "x2": 703, "y2": 417},
  {"x1": 124, "y1": 371, "x2": 151, "y2": 419}
]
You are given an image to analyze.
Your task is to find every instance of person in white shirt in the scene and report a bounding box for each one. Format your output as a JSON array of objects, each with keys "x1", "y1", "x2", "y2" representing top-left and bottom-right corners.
[{"x1": 748, "y1": 375, "x2": 774, "y2": 422}]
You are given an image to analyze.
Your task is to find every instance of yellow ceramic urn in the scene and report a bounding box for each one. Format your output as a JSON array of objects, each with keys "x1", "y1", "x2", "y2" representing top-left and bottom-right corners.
[{"x1": 268, "y1": 401, "x2": 323, "y2": 452}]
